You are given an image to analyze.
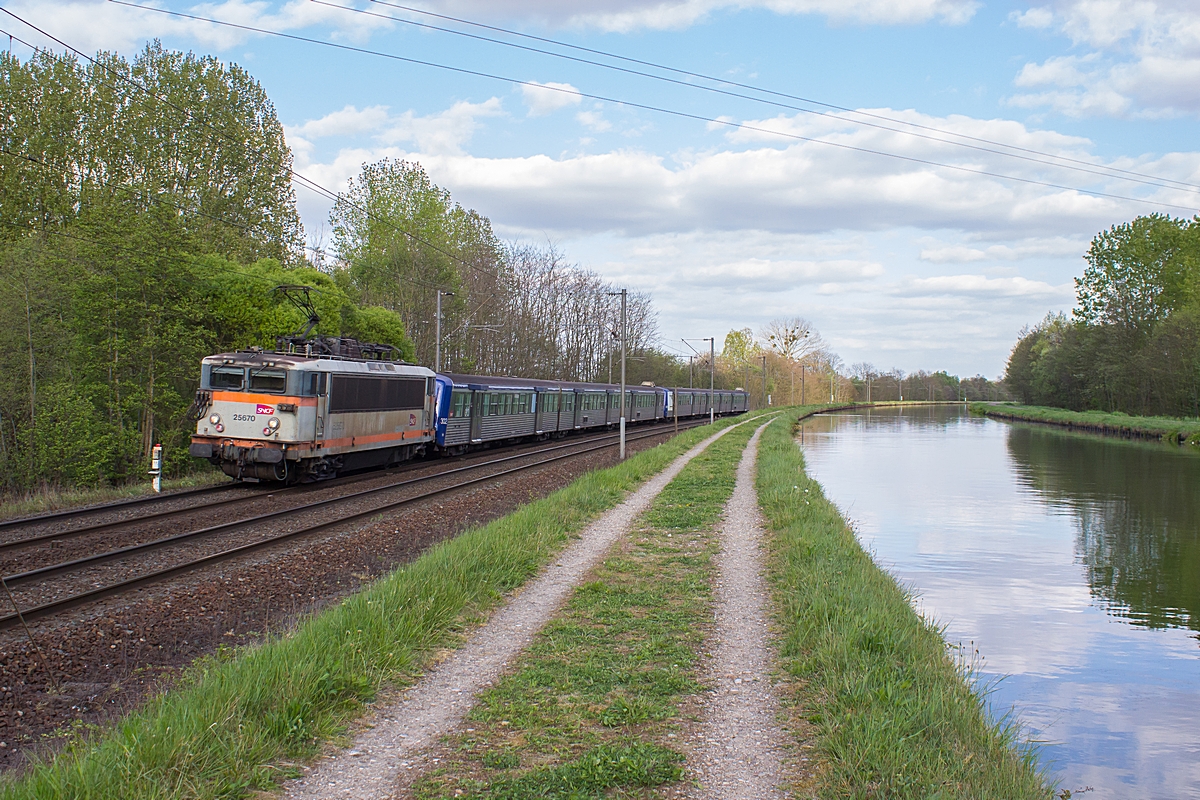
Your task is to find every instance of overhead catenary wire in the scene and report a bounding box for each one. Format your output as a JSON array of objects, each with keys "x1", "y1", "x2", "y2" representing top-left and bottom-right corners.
[
  {"x1": 365, "y1": 0, "x2": 1200, "y2": 195},
  {"x1": 313, "y1": 0, "x2": 1200, "y2": 197},
  {"x1": 95, "y1": 1, "x2": 1198, "y2": 214}
]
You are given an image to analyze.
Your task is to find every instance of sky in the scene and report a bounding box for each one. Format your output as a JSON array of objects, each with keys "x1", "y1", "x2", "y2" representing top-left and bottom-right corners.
[{"x1": 3, "y1": 0, "x2": 1199, "y2": 377}]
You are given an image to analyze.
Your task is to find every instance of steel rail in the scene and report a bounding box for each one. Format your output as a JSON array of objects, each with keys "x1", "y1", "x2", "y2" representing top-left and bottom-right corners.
[
  {"x1": 0, "y1": 419, "x2": 711, "y2": 626},
  {"x1": 0, "y1": 419, "x2": 693, "y2": 553}
]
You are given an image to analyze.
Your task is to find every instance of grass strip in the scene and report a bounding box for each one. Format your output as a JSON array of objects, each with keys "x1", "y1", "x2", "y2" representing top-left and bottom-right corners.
[
  {"x1": 0, "y1": 413, "x2": 772, "y2": 800},
  {"x1": 0, "y1": 471, "x2": 226, "y2": 522},
  {"x1": 411, "y1": 419, "x2": 761, "y2": 799},
  {"x1": 758, "y1": 409, "x2": 1052, "y2": 799},
  {"x1": 971, "y1": 402, "x2": 1200, "y2": 446}
]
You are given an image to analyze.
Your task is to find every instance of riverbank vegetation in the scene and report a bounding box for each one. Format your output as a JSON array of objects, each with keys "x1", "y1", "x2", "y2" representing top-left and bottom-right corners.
[
  {"x1": 1005, "y1": 214, "x2": 1200, "y2": 418},
  {"x1": 970, "y1": 403, "x2": 1200, "y2": 446},
  {"x1": 759, "y1": 411, "x2": 1050, "y2": 798},
  {"x1": 0, "y1": 415, "x2": 757, "y2": 799}
]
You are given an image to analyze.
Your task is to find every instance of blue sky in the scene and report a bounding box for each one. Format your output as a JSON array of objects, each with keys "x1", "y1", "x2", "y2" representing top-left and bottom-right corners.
[{"x1": 6, "y1": 0, "x2": 1199, "y2": 376}]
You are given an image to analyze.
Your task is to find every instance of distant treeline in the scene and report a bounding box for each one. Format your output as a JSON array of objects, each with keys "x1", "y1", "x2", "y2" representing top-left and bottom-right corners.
[{"x1": 1006, "y1": 214, "x2": 1200, "y2": 418}]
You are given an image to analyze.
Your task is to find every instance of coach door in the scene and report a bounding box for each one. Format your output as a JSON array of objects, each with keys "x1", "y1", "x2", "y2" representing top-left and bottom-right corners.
[{"x1": 470, "y1": 390, "x2": 484, "y2": 442}]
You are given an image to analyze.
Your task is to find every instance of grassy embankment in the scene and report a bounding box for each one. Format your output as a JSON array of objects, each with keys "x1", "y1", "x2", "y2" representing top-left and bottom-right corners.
[
  {"x1": 0, "y1": 412, "x2": 767, "y2": 800},
  {"x1": 759, "y1": 410, "x2": 1052, "y2": 799},
  {"x1": 410, "y1": 414, "x2": 763, "y2": 798},
  {"x1": 0, "y1": 471, "x2": 226, "y2": 523},
  {"x1": 970, "y1": 402, "x2": 1200, "y2": 446}
]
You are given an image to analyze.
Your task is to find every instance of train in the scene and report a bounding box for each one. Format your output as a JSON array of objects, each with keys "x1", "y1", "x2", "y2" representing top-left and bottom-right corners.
[{"x1": 187, "y1": 344, "x2": 749, "y2": 482}]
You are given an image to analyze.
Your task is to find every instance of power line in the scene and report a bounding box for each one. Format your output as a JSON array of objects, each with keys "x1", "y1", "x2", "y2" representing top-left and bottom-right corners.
[
  {"x1": 313, "y1": 0, "x2": 1200, "y2": 197},
  {"x1": 365, "y1": 0, "x2": 1200, "y2": 195},
  {"x1": 99, "y1": 1, "x2": 1197, "y2": 213},
  {"x1": 0, "y1": 7, "x2": 506, "y2": 290}
]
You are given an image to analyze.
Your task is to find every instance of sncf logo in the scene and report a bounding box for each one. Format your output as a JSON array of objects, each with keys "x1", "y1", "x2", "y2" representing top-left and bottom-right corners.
[{"x1": 256, "y1": 405, "x2": 274, "y2": 415}]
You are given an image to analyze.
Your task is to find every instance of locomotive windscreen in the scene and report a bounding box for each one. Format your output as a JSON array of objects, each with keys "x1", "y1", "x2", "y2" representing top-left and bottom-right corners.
[{"x1": 329, "y1": 375, "x2": 426, "y2": 412}]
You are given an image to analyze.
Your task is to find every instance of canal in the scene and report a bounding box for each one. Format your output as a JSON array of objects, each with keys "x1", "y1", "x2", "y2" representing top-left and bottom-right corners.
[{"x1": 797, "y1": 405, "x2": 1200, "y2": 799}]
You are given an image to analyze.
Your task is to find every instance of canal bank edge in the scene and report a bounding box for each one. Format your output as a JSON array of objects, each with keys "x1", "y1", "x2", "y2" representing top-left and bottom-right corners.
[
  {"x1": 758, "y1": 408, "x2": 1052, "y2": 799},
  {"x1": 970, "y1": 403, "x2": 1200, "y2": 447}
]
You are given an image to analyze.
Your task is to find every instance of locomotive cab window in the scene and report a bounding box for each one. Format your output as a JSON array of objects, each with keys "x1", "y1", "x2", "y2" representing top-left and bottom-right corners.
[
  {"x1": 304, "y1": 372, "x2": 328, "y2": 396},
  {"x1": 249, "y1": 367, "x2": 287, "y2": 393},
  {"x1": 210, "y1": 366, "x2": 245, "y2": 390}
]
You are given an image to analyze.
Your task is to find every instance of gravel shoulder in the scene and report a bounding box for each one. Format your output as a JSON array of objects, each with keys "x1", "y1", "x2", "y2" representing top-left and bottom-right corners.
[
  {"x1": 689, "y1": 422, "x2": 799, "y2": 799},
  {"x1": 279, "y1": 422, "x2": 743, "y2": 800}
]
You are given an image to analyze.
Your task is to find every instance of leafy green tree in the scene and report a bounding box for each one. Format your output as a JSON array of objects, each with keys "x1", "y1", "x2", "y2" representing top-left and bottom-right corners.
[
  {"x1": 330, "y1": 159, "x2": 503, "y2": 366},
  {"x1": 1075, "y1": 215, "x2": 1199, "y2": 335}
]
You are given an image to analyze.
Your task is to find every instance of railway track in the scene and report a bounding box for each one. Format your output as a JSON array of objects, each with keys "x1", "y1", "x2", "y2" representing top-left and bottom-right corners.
[
  {"x1": 0, "y1": 418, "x2": 708, "y2": 630},
  {"x1": 0, "y1": 420, "x2": 698, "y2": 554}
]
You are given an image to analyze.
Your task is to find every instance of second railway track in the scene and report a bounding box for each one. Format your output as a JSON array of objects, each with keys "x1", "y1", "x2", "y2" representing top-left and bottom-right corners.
[{"x1": 0, "y1": 419, "x2": 705, "y2": 630}]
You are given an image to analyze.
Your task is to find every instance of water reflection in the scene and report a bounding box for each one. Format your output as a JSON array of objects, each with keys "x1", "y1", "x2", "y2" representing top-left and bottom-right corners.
[
  {"x1": 797, "y1": 406, "x2": 1200, "y2": 799},
  {"x1": 1006, "y1": 426, "x2": 1200, "y2": 635}
]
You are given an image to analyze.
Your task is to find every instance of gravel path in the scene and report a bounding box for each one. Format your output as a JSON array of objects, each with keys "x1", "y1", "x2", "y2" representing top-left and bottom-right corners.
[
  {"x1": 691, "y1": 421, "x2": 790, "y2": 800},
  {"x1": 280, "y1": 422, "x2": 746, "y2": 800}
]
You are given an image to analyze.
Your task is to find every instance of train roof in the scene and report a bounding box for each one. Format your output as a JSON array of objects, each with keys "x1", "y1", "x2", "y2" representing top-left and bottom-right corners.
[
  {"x1": 439, "y1": 374, "x2": 746, "y2": 394},
  {"x1": 441, "y1": 373, "x2": 663, "y2": 392},
  {"x1": 202, "y1": 350, "x2": 434, "y2": 377}
]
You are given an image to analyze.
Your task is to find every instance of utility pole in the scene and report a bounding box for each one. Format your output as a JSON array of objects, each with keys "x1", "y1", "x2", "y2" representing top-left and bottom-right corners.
[
  {"x1": 761, "y1": 355, "x2": 767, "y2": 408},
  {"x1": 683, "y1": 337, "x2": 715, "y2": 423},
  {"x1": 608, "y1": 289, "x2": 627, "y2": 459},
  {"x1": 830, "y1": 372, "x2": 835, "y2": 402},
  {"x1": 700, "y1": 335, "x2": 710, "y2": 424},
  {"x1": 801, "y1": 364, "x2": 806, "y2": 405},
  {"x1": 435, "y1": 290, "x2": 454, "y2": 372}
]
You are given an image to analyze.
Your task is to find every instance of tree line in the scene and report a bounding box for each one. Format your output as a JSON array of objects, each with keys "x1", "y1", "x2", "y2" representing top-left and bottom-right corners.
[
  {"x1": 1005, "y1": 214, "x2": 1200, "y2": 417},
  {"x1": 0, "y1": 44, "x2": 659, "y2": 494}
]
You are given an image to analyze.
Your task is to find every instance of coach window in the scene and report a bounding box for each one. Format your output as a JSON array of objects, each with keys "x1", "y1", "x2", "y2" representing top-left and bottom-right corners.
[
  {"x1": 210, "y1": 366, "x2": 245, "y2": 390},
  {"x1": 450, "y1": 391, "x2": 471, "y2": 418},
  {"x1": 563, "y1": 393, "x2": 576, "y2": 412}
]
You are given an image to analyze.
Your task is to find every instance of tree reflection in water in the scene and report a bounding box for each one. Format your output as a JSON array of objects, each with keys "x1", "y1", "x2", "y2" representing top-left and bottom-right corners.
[{"x1": 1006, "y1": 425, "x2": 1200, "y2": 637}]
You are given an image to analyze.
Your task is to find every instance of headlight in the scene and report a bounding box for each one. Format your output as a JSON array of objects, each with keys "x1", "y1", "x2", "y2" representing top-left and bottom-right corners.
[
  {"x1": 209, "y1": 413, "x2": 221, "y2": 424},
  {"x1": 215, "y1": 423, "x2": 225, "y2": 433},
  {"x1": 267, "y1": 418, "x2": 280, "y2": 430}
]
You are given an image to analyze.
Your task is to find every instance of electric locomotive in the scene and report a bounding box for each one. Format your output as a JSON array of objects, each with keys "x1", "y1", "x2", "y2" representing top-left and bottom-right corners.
[{"x1": 188, "y1": 340, "x2": 436, "y2": 482}]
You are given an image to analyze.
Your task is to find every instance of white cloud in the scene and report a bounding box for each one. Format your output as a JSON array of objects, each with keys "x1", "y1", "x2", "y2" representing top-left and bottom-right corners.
[
  {"x1": 576, "y1": 110, "x2": 613, "y2": 132},
  {"x1": 519, "y1": 81, "x2": 583, "y2": 116},
  {"x1": 1011, "y1": 6, "x2": 1054, "y2": 28},
  {"x1": 893, "y1": 274, "x2": 1073, "y2": 299},
  {"x1": 377, "y1": 98, "x2": 504, "y2": 155},
  {"x1": 349, "y1": 106, "x2": 1197, "y2": 241},
  {"x1": 2, "y1": 0, "x2": 384, "y2": 54},
  {"x1": 917, "y1": 235, "x2": 1089, "y2": 263},
  {"x1": 1007, "y1": 0, "x2": 1200, "y2": 117},
  {"x1": 289, "y1": 105, "x2": 392, "y2": 139},
  {"x1": 287, "y1": 99, "x2": 503, "y2": 162},
  {"x1": 18, "y1": 0, "x2": 982, "y2": 50}
]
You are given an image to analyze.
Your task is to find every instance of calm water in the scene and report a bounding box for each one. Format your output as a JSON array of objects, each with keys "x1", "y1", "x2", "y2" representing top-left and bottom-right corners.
[{"x1": 797, "y1": 406, "x2": 1200, "y2": 799}]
